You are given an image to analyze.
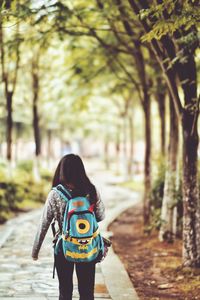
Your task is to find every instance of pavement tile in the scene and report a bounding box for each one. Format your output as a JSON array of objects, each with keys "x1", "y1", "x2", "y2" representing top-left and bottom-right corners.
[{"x1": 0, "y1": 164, "x2": 140, "y2": 300}]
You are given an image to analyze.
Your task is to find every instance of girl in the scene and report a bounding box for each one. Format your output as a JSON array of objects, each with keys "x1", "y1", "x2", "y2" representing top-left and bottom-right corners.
[{"x1": 32, "y1": 154, "x2": 105, "y2": 300}]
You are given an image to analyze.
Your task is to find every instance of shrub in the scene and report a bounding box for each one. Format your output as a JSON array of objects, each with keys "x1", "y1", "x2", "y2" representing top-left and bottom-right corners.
[
  {"x1": 149, "y1": 165, "x2": 183, "y2": 235},
  {"x1": 0, "y1": 164, "x2": 51, "y2": 224},
  {"x1": 40, "y1": 169, "x2": 52, "y2": 183},
  {"x1": 0, "y1": 181, "x2": 23, "y2": 223},
  {"x1": 149, "y1": 166, "x2": 165, "y2": 231},
  {"x1": 16, "y1": 160, "x2": 33, "y2": 173}
]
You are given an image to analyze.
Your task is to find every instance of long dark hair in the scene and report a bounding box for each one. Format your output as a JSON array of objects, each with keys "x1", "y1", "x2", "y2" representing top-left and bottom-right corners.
[{"x1": 52, "y1": 154, "x2": 98, "y2": 203}]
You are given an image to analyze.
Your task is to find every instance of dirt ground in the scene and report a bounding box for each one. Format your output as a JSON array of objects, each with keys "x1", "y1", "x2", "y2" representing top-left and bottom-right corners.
[{"x1": 109, "y1": 205, "x2": 200, "y2": 300}]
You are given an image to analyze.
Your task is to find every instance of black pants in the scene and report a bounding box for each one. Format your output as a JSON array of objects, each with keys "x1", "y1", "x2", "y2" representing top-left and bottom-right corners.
[{"x1": 55, "y1": 249, "x2": 96, "y2": 300}]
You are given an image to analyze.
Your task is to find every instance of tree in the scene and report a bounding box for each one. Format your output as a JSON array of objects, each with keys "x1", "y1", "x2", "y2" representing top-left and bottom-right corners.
[
  {"x1": 159, "y1": 92, "x2": 179, "y2": 242},
  {"x1": 129, "y1": 0, "x2": 200, "y2": 267},
  {"x1": 0, "y1": 3, "x2": 22, "y2": 163},
  {"x1": 47, "y1": 0, "x2": 155, "y2": 225}
]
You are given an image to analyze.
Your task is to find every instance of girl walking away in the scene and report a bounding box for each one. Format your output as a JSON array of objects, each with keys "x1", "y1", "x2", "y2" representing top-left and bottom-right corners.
[{"x1": 32, "y1": 154, "x2": 105, "y2": 300}]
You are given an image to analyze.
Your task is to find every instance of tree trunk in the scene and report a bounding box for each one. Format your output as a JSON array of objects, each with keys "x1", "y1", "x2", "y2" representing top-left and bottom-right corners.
[
  {"x1": 115, "y1": 123, "x2": 121, "y2": 173},
  {"x1": 156, "y1": 81, "x2": 166, "y2": 157},
  {"x1": 32, "y1": 68, "x2": 41, "y2": 157},
  {"x1": 122, "y1": 115, "x2": 129, "y2": 178},
  {"x1": 32, "y1": 62, "x2": 41, "y2": 181},
  {"x1": 0, "y1": 15, "x2": 20, "y2": 163},
  {"x1": 104, "y1": 136, "x2": 110, "y2": 170},
  {"x1": 6, "y1": 91, "x2": 13, "y2": 161},
  {"x1": 47, "y1": 129, "x2": 52, "y2": 156},
  {"x1": 182, "y1": 108, "x2": 199, "y2": 266},
  {"x1": 159, "y1": 95, "x2": 166, "y2": 157},
  {"x1": 175, "y1": 34, "x2": 200, "y2": 266},
  {"x1": 128, "y1": 112, "x2": 134, "y2": 178},
  {"x1": 143, "y1": 92, "x2": 151, "y2": 226},
  {"x1": 159, "y1": 93, "x2": 179, "y2": 242},
  {"x1": 47, "y1": 129, "x2": 53, "y2": 168}
]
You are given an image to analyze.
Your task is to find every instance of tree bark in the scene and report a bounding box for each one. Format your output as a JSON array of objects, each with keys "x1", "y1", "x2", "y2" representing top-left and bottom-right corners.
[
  {"x1": 47, "y1": 129, "x2": 52, "y2": 158},
  {"x1": 32, "y1": 64, "x2": 41, "y2": 157},
  {"x1": 143, "y1": 92, "x2": 151, "y2": 226},
  {"x1": 182, "y1": 108, "x2": 200, "y2": 266},
  {"x1": 32, "y1": 60, "x2": 41, "y2": 182},
  {"x1": 0, "y1": 15, "x2": 20, "y2": 163},
  {"x1": 155, "y1": 77, "x2": 166, "y2": 156},
  {"x1": 128, "y1": 112, "x2": 134, "y2": 178},
  {"x1": 159, "y1": 93, "x2": 179, "y2": 242},
  {"x1": 122, "y1": 115, "x2": 129, "y2": 177},
  {"x1": 115, "y1": 123, "x2": 121, "y2": 173},
  {"x1": 6, "y1": 91, "x2": 13, "y2": 161},
  {"x1": 181, "y1": 55, "x2": 200, "y2": 266},
  {"x1": 104, "y1": 135, "x2": 110, "y2": 170}
]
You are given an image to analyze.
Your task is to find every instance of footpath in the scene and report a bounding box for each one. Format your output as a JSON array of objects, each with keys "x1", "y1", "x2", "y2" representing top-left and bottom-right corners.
[{"x1": 0, "y1": 161, "x2": 140, "y2": 300}]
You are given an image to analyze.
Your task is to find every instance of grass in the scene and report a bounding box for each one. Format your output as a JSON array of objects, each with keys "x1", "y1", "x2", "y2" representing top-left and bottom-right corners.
[
  {"x1": 16, "y1": 197, "x2": 44, "y2": 211},
  {"x1": 119, "y1": 176, "x2": 144, "y2": 193}
]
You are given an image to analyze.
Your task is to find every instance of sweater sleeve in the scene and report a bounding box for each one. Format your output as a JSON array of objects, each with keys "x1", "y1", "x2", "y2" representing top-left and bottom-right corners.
[
  {"x1": 94, "y1": 191, "x2": 105, "y2": 222},
  {"x1": 32, "y1": 190, "x2": 55, "y2": 259}
]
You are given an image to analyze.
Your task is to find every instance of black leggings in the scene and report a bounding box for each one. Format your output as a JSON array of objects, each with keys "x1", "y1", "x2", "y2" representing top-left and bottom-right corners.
[{"x1": 55, "y1": 249, "x2": 96, "y2": 300}]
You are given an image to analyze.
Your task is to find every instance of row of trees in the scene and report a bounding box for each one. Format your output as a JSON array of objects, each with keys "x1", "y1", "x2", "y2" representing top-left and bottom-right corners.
[{"x1": 0, "y1": 1, "x2": 200, "y2": 267}]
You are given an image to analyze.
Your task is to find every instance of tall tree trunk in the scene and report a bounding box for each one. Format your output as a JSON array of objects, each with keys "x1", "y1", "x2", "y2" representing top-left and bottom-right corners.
[
  {"x1": 47, "y1": 129, "x2": 52, "y2": 157},
  {"x1": 180, "y1": 53, "x2": 200, "y2": 266},
  {"x1": 115, "y1": 123, "x2": 121, "y2": 173},
  {"x1": 32, "y1": 66, "x2": 41, "y2": 157},
  {"x1": 6, "y1": 91, "x2": 13, "y2": 161},
  {"x1": 182, "y1": 108, "x2": 199, "y2": 266},
  {"x1": 122, "y1": 115, "x2": 129, "y2": 178},
  {"x1": 104, "y1": 135, "x2": 110, "y2": 170},
  {"x1": 47, "y1": 128, "x2": 53, "y2": 168},
  {"x1": 159, "y1": 93, "x2": 179, "y2": 242},
  {"x1": 156, "y1": 79, "x2": 166, "y2": 157},
  {"x1": 32, "y1": 62, "x2": 41, "y2": 181},
  {"x1": 143, "y1": 92, "x2": 151, "y2": 226},
  {"x1": 128, "y1": 112, "x2": 134, "y2": 178},
  {"x1": 0, "y1": 13, "x2": 20, "y2": 164},
  {"x1": 33, "y1": 97, "x2": 41, "y2": 156}
]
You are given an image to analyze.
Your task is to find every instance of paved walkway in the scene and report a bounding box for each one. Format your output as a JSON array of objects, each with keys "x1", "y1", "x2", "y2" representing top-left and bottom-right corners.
[{"x1": 0, "y1": 162, "x2": 140, "y2": 300}]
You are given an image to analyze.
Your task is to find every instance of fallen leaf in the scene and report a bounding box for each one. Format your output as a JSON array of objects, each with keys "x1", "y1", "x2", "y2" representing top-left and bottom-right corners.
[{"x1": 158, "y1": 283, "x2": 173, "y2": 289}]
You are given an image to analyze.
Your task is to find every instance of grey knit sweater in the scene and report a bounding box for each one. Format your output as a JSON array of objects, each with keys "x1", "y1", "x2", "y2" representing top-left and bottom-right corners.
[{"x1": 32, "y1": 189, "x2": 105, "y2": 259}]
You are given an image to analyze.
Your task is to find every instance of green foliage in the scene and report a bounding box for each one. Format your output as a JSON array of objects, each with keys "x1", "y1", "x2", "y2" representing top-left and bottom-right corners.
[
  {"x1": 149, "y1": 165, "x2": 183, "y2": 233},
  {"x1": 16, "y1": 159, "x2": 33, "y2": 173},
  {"x1": 140, "y1": 0, "x2": 200, "y2": 42},
  {"x1": 0, "y1": 163, "x2": 51, "y2": 224},
  {"x1": 119, "y1": 178, "x2": 144, "y2": 193},
  {"x1": 40, "y1": 168, "x2": 53, "y2": 183}
]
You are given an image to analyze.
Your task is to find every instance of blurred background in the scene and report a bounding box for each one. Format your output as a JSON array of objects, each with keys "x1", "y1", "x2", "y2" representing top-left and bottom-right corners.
[
  {"x1": 0, "y1": 0, "x2": 199, "y2": 255},
  {"x1": 0, "y1": 1, "x2": 200, "y2": 298}
]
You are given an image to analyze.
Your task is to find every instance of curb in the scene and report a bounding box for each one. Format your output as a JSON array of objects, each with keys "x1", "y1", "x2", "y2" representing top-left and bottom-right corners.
[
  {"x1": 0, "y1": 225, "x2": 14, "y2": 248},
  {"x1": 100, "y1": 193, "x2": 140, "y2": 300}
]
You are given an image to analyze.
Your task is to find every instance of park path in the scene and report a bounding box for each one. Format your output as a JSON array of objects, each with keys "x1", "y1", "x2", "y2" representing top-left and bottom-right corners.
[{"x1": 0, "y1": 160, "x2": 140, "y2": 300}]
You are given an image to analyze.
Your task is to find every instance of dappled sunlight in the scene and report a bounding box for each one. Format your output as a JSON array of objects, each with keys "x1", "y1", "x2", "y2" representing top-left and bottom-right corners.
[{"x1": 0, "y1": 1, "x2": 200, "y2": 299}]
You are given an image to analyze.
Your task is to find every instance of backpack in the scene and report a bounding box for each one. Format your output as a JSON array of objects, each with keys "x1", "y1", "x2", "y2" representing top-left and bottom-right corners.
[{"x1": 52, "y1": 184, "x2": 104, "y2": 263}]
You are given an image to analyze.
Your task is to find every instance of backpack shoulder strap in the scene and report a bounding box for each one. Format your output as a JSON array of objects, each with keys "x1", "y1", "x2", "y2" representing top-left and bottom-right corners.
[{"x1": 52, "y1": 184, "x2": 72, "y2": 202}]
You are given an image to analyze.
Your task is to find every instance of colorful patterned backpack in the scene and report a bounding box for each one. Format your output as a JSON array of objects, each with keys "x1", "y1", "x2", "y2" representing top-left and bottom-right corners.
[{"x1": 52, "y1": 184, "x2": 104, "y2": 263}]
